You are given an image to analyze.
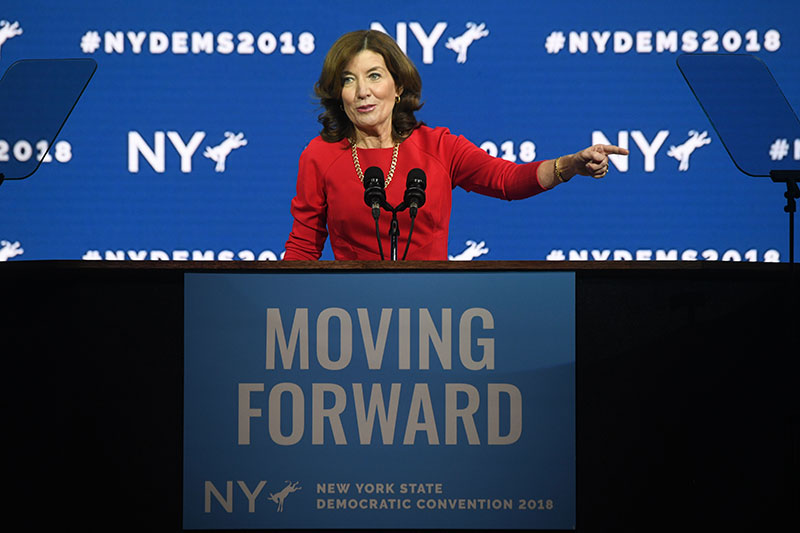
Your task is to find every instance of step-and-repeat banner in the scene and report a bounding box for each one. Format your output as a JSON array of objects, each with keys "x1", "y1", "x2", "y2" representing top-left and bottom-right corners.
[
  {"x1": 1, "y1": 0, "x2": 799, "y2": 262},
  {"x1": 184, "y1": 271, "x2": 575, "y2": 529}
]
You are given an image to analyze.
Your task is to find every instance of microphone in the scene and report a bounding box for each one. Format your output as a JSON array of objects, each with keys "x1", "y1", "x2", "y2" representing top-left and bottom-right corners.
[
  {"x1": 400, "y1": 168, "x2": 426, "y2": 261},
  {"x1": 363, "y1": 166, "x2": 385, "y2": 220},
  {"x1": 404, "y1": 168, "x2": 426, "y2": 218},
  {"x1": 363, "y1": 166, "x2": 386, "y2": 260}
]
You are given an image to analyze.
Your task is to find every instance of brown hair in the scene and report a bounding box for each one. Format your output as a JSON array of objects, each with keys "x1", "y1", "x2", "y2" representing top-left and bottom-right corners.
[{"x1": 315, "y1": 30, "x2": 423, "y2": 143}]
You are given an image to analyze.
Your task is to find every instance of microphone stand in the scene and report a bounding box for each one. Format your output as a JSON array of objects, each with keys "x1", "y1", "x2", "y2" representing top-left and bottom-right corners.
[
  {"x1": 369, "y1": 198, "x2": 410, "y2": 261},
  {"x1": 381, "y1": 200, "x2": 409, "y2": 261},
  {"x1": 390, "y1": 214, "x2": 400, "y2": 261},
  {"x1": 401, "y1": 213, "x2": 417, "y2": 261},
  {"x1": 367, "y1": 168, "x2": 425, "y2": 261},
  {"x1": 371, "y1": 205, "x2": 385, "y2": 260}
]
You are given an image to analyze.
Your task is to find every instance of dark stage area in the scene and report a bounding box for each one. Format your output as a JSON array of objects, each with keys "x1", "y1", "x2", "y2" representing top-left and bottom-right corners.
[{"x1": 2, "y1": 261, "x2": 797, "y2": 531}]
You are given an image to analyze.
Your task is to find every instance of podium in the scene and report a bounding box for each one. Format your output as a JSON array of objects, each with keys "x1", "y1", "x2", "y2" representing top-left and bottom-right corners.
[{"x1": 1, "y1": 260, "x2": 797, "y2": 531}]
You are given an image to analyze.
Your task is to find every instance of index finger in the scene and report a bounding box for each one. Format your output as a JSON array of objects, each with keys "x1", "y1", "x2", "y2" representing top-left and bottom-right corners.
[{"x1": 599, "y1": 144, "x2": 630, "y2": 156}]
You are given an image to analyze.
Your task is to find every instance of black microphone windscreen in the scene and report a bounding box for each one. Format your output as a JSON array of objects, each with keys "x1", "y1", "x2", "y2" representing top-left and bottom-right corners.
[
  {"x1": 363, "y1": 166, "x2": 386, "y2": 209},
  {"x1": 364, "y1": 166, "x2": 385, "y2": 187},
  {"x1": 406, "y1": 168, "x2": 427, "y2": 189},
  {"x1": 404, "y1": 168, "x2": 426, "y2": 210}
]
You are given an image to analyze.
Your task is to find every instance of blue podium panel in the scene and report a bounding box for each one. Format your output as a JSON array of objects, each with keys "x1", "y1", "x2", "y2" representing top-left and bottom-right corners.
[
  {"x1": 1, "y1": 1, "x2": 799, "y2": 262},
  {"x1": 184, "y1": 271, "x2": 576, "y2": 529}
]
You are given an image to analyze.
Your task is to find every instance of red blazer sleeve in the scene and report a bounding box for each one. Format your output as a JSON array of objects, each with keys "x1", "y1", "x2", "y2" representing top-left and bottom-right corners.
[
  {"x1": 446, "y1": 133, "x2": 546, "y2": 200},
  {"x1": 284, "y1": 146, "x2": 328, "y2": 260}
]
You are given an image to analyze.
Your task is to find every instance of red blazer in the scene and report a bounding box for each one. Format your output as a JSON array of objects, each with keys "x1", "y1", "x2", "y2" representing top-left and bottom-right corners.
[{"x1": 284, "y1": 126, "x2": 546, "y2": 260}]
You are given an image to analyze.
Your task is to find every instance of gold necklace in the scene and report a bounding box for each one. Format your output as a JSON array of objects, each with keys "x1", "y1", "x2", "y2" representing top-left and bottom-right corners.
[{"x1": 350, "y1": 138, "x2": 399, "y2": 188}]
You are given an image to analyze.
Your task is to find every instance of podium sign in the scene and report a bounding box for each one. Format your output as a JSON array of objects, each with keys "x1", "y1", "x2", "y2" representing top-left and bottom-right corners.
[{"x1": 184, "y1": 271, "x2": 576, "y2": 529}]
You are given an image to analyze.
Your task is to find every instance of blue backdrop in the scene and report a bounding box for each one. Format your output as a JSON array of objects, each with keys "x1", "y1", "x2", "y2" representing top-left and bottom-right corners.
[{"x1": 2, "y1": 0, "x2": 799, "y2": 262}]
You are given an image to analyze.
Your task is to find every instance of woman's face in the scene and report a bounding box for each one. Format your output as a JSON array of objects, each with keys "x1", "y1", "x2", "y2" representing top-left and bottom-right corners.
[{"x1": 341, "y1": 50, "x2": 401, "y2": 144}]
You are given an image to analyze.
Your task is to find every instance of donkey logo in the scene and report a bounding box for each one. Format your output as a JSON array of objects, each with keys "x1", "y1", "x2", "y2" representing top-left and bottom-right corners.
[
  {"x1": 445, "y1": 22, "x2": 489, "y2": 64},
  {"x1": 268, "y1": 480, "x2": 301, "y2": 512},
  {"x1": 667, "y1": 130, "x2": 711, "y2": 171},
  {"x1": 0, "y1": 240, "x2": 24, "y2": 262},
  {"x1": 0, "y1": 21, "x2": 23, "y2": 59},
  {"x1": 203, "y1": 132, "x2": 247, "y2": 172},
  {"x1": 449, "y1": 240, "x2": 489, "y2": 261}
]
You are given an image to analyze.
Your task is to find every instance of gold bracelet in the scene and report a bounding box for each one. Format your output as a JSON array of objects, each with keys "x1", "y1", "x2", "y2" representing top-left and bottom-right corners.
[{"x1": 554, "y1": 157, "x2": 566, "y2": 183}]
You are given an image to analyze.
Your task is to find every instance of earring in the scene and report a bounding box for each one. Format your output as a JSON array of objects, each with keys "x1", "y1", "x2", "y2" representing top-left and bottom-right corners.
[{"x1": 395, "y1": 95, "x2": 401, "y2": 103}]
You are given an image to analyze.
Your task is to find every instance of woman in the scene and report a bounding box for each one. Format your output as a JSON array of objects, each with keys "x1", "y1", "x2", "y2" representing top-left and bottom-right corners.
[{"x1": 284, "y1": 30, "x2": 628, "y2": 260}]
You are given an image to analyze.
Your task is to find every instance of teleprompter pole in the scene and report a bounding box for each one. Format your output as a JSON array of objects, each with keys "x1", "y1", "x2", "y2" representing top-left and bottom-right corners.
[{"x1": 770, "y1": 170, "x2": 799, "y2": 265}]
